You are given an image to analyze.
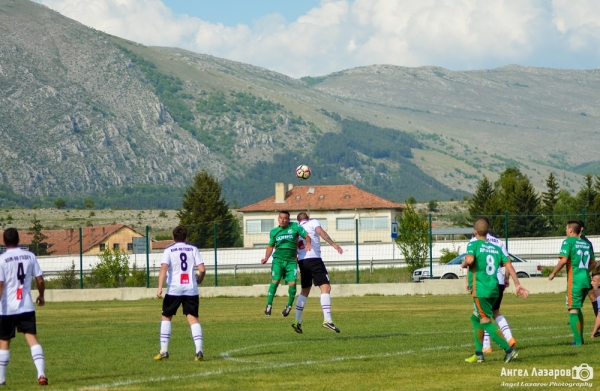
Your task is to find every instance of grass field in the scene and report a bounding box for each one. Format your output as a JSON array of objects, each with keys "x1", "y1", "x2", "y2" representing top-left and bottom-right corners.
[{"x1": 5, "y1": 293, "x2": 598, "y2": 390}]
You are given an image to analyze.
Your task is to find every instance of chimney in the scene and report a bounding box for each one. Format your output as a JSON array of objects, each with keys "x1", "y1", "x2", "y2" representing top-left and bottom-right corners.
[
  {"x1": 275, "y1": 182, "x2": 286, "y2": 203},
  {"x1": 288, "y1": 184, "x2": 294, "y2": 191}
]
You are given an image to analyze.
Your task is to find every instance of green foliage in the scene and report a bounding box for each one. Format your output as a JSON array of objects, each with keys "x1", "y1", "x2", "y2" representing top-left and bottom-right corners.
[
  {"x1": 439, "y1": 246, "x2": 460, "y2": 264},
  {"x1": 50, "y1": 261, "x2": 79, "y2": 289},
  {"x1": 86, "y1": 248, "x2": 130, "y2": 288},
  {"x1": 301, "y1": 75, "x2": 328, "y2": 86},
  {"x1": 178, "y1": 170, "x2": 242, "y2": 248},
  {"x1": 395, "y1": 204, "x2": 429, "y2": 273},
  {"x1": 125, "y1": 262, "x2": 147, "y2": 287},
  {"x1": 28, "y1": 214, "x2": 50, "y2": 256},
  {"x1": 428, "y1": 199, "x2": 438, "y2": 212},
  {"x1": 54, "y1": 198, "x2": 66, "y2": 209},
  {"x1": 158, "y1": 210, "x2": 167, "y2": 218},
  {"x1": 84, "y1": 198, "x2": 95, "y2": 209}
]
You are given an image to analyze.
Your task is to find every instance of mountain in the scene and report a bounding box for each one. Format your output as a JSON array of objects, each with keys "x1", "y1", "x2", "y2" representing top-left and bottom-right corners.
[{"x1": 1, "y1": 0, "x2": 598, "y2": 209}]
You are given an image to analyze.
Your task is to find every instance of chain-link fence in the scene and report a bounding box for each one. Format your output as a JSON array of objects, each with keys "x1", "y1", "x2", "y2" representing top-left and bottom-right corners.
[{"x1": 18, "y1": 211, "x2": 599, "y2": 289}]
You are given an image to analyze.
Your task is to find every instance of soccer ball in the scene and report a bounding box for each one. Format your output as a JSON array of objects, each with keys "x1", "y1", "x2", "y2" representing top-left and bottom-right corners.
[{"x1": 295, "y1": 165, "x2": 311, "y2": 180}]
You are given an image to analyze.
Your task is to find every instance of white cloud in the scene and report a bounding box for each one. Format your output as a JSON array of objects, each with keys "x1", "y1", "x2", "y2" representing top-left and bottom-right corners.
[{"x1": 36, "y1": 0, "x2": 600, "y2": 77}]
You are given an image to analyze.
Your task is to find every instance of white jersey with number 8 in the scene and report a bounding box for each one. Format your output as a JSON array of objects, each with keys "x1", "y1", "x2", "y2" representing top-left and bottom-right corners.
[
  {"x1": 0, "y1": 248, "x2": 43, "y2": 315},
  {"x1": 161, "y1": 243, "x2": 204, "y2": 296}
]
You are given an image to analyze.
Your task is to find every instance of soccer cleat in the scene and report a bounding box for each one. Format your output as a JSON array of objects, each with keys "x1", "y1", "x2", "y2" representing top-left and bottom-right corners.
[
  {"x1": 264, "y1": 305, "x2": 272, "y2": 316},
  {"x1": 292, "y1": 321, "x2": 303, "y2": 334},
  {"x1": 154, "y1": 351, "x2": 169, "y2": 361},
  {"x1": 482, "y1": 347, "x2": 492, "y2": 353},
  {"x1": 464, "y1": 354, "x2": 485, "y2": 363},
  {"x1": 195, "y1": 351, "x2": 204, "y2": 361},
  {"x1": 38, "y1": 376, "x2": 49, "y2": 386},
  {"x1": 504, "y1": 348, "x2": 518, "y2": 363},
  {"x1": 508, "y1": 337, "x2": 517, "y2": 347},
  {"x1": 571, "y1": 341, "x2": 583, "y2": 346},
  {"x1": 322, "y1": 322, "x2": 340, "y2": 333},
  {"x1": 594, "y1": 329, "x2": 600, "y2": 338},
  {"x1": 282, "y1": 306, "x2": 292, "y2": 317}
]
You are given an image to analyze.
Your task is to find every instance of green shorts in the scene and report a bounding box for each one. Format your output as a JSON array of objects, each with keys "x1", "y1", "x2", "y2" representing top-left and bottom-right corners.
[
  {"x1": 271, "y1": 258, "x2": 298, "y2": 283},
  {"x1": 566, "y1": 287, "x2": 590, "y2": 309},
  {"x1": 472, "y1": 297, "x2": 496, "y2": 320}
]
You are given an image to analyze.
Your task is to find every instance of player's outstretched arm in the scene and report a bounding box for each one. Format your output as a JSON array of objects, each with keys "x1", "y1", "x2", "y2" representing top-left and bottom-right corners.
[
  {"x1": 548, "y1": 257, "x2": 568, "y2": 280},
  {"x1": 35, "y1": 276, "x2": 45, "y2": 306},
  {"x1": 316, "y1": 227, "x2": 343, "y2": 254},
  {"x1": 261, "y1": 246, "x2": 274, "y2": 264},
  {"x1": 505, "y1": 263, "x2": 529, "y2": 299},
  {"x1": 157, "y1": 264, "x2": 168, "y2": 298}
]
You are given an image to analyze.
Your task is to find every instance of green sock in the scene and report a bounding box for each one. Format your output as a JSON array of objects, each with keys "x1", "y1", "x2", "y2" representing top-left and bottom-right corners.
[
  {"x1": 287, "y1": 285, "x2": 297, "y2": 307},
  {"x1": 471, "y1": 314, "x2": 484, "y2": 352},
  {"x1": 577, "y1": 309, "x2": 584, "y2": 341},
  {"x1": 569, "y1": 312, "x2": 582, "y2": 345},
  {"x1": 482, "y1": 321, "x2": 510, "y2": 350},
  {"x1": 267, "y1": 283, "x2": 278, "y2": 306}
]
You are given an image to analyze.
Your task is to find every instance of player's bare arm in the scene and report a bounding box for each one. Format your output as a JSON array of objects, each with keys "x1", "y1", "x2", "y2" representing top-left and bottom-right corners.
[
  {"x1": 35, "y1": 276, "x2": 45, "y2": 307},
  {"x1": 316, "y1": 226, "x2": 343, "y2": 254},
  {"x1": 0, "y1": 281, "x2": 3, "y2": 300},
  {"x1": 461, "y1": 255, "x2": 474, "y2": 268},
  {"x1": 157, "y1": 263, "x2": 168, "y2": 298},
  {"x1": 504, "y1": 262, "x2": 529, "y2": 299},
  {"x1": 303, "y1": 233, "x2": 312, "y2": 252},
  {"x1": 548, "y1": 257, "x2": 568, "y2": 280},
  {"x1": 196, "y1": 264, "x2": 206, "y2": 284},
  {"x1": 261, "y1": 246, "x2": 274, "y2": 264}
]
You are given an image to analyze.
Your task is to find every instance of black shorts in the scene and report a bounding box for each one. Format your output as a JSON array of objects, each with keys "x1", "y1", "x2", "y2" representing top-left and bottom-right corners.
[
  {"x1": 492, "y1": 285, "x2": 505, "y2": 311},
  {"x1": 299, "y1": 258, "x2": 330, "y2": 289},
  {"x1": 0, "y1": 311, "x2": 37, "y2": 340},
  {"x1": 162, "y1": 294, "x2": 199, "y2": 318}
]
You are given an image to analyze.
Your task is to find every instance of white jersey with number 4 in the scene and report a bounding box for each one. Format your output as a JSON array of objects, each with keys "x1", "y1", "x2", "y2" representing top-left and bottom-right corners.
[
  {"x1": 0, "y1": 248, "x2": 43, "y2": 315},
  {"x1": 298, "y1": 219, "x2": 322, "y2": 260},
  {"x1": 161, "y1": 243, "x2": 204, "y2": 296},
  {"x1": 469, "y1": 234, "x2": 509, "y2": 285}
]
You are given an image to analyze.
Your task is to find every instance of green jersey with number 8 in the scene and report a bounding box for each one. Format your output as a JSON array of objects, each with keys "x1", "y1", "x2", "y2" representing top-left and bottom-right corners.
[
  {"x1": 466, "y1": 239, "x2": 509, "y2": 298},
  {"x1": 559, "y1": 236, "x2": 594, "y2": 290}
]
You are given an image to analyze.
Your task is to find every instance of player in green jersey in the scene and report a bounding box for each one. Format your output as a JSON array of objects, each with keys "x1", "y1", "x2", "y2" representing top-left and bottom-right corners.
[
  {"x1": 261, "y1": 211, "x2": 311, "y2": 316},
  {"x1": 462, "y1": 218, "x2": 529, "y2": 363},
  {"x1": 549, "y1": 220, "x2": 596, "y2": 346}
]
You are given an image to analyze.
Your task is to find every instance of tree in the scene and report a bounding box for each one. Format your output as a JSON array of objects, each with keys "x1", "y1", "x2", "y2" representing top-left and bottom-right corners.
[
  {"x1": 177, "y1": 170, "x2": 242, "y2": 248},
  {"x1": 84, "y1": 198, "x2": 95, "y2": 209},
  {"x1": 395, "y1": 203, "x2": 429, "y2": 273},
  {"x1": 87, "y1": 248, "x2": 130, "y2": 288},
  {"x1": 54, "y1": 198, "x2": 66, "y2": 209},
  {"x1": 427, "y1": 199, "x2": 438, "y2": 212},
  {"x1": 541, "y1": 172, "x2": 559, "y2": 231},
  {"x1": 28, "y1": 214, "x2": 50, "y2": 256},
  {"x1": 468, "y1": 176, "x2": 494, "y2": 218}
]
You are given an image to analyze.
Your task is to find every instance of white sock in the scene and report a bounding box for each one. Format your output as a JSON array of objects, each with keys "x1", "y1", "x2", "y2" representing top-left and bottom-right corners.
[
  {"x1": 30, "y1": 344, "x2": 45, "y2": 379},
  {"x1": 295, "y1": 295, "x2": 307, "y2": 322},
  {"x1": 0, "y1": 350, "x2": 9, "y2": 384},
  {"x1": 160, "y1": 321, "x2": 171, "y2": 353},
  {"x1": 495, "y1": 315, "x2": 513, "y2": 341},
  {"x1": 321, "y1": 293, "x2": 332, "y2": 323},
  {"x1": 191, "y1": 323, "x2": 203, "y2": 354},
  {"x1": 482, "y1": 332, "x2": 491, "y2": 350}
]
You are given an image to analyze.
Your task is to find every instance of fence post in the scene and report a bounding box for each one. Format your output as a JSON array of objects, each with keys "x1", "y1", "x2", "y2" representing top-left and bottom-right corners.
[
  {"x1": 79, "y1": 227, "x2": 83, "y2": 289},
  {"x1": 355, "y1": 219, "x2": 359, "y2": 284},
  {"x1": 504, "y1": 212, "x2": 509, "y2": 252},
  {"x1": 214, "y1": 223, "x2": 218, "y2": 287},
  {"x1": 146, "y1": 225, "x2": 150, "y2": 288},
  {"x1": 429, "y1": 214, "x2": 433, "y2": 280}
]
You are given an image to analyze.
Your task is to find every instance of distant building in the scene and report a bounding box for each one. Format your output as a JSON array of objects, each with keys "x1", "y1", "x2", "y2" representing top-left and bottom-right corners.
[
  {"x1": 238, "y1": 183, "x2": 405, "y2": 248},
  {"x1": 0, "y1": 224, "x2": 144, "y2": 256}
]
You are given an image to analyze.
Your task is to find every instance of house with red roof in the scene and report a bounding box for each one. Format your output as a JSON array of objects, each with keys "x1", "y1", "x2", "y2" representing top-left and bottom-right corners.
[{"x1": 238, "y1": 183, "x2": 405, "y2": 247}]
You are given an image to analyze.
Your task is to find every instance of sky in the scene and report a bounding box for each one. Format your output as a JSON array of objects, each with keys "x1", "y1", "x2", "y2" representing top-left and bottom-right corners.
[{"x1": 35, "y1": 0, "x2": 600, "y2": 78}]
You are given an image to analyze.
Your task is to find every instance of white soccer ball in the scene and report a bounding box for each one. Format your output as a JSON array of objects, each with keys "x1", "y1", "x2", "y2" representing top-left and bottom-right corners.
[{"x1": 295, "y1": 165, "x2": 311, "y2": 180}]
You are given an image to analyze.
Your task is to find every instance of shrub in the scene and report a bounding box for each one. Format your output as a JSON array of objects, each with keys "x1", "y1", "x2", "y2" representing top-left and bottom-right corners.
[
  {"x1": 53, "y1": 261, "x2": 79, "y2": 289},
  {"x1": 86, "y1": 248, "x2": 130, "y2": 288},
  {"x1": 126, "y1": 262, "x2": 147, "y2": 287},
  {"x1": 439, "y1": 247, "x2": 461, "y2": 264}
]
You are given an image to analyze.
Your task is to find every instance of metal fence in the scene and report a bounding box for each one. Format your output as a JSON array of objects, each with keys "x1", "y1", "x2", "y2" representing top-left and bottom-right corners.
[{"x1": 25, "y1": 210, "x2": 600, "y2": 288}]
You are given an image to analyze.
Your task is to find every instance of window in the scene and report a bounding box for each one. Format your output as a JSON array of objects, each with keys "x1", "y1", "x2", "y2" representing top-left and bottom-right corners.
[
  {"x1": 336, "y1": 218, "x2": 355, "y2": 231},
  {"x1": 313, "y1": 218, "x2": 327, "y2": 231},
  {"x1": 99, "y1": 243, "x2": 106, "y2": 251},
  {"x1": 113, "y1": 243, "x2": 120, "y2": 250},
  {"x1": 246, "y1": 219, "x2": 274, "y2": 234},
  {"x1": 360, "y1": 216, "x2": 389, "y2": 230},
  {"x1": 127, "y1": 243, "x2": 133, "y2": 251}
]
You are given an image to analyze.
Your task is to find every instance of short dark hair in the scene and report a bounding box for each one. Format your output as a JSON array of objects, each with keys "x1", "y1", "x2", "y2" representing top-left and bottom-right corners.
[
  {"x1": 578, "y1": 220, "x2": 586, "y2": 229},
  {"x1": 567, "y1": 220, "x2": 582, "y2": 235},
  {"x1": 279, "y1": 211, "x2": 290, "y2": 218},
  {"x1": 297, "y1": 212, "x2": 309, "y2": 221},
  {"x1": 3, "y1": 228, "x2": 19, "y2": 247},
  {"x1": 173, "y1": 226, "x2": 187, "y2": 242}
]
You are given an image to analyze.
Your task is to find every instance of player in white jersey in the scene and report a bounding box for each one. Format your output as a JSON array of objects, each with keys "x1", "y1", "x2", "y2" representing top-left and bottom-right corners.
[
  {"x1": 467, "y1": 221, "x2": 516, "y2": 352},
  {"x1": 0, "y1": 228, "x2": 48, "y2": 386},
  {"x1": 292, "y1": 213, "x2": 344, "y2": 334},
  {"x1": 155, "y1": 226, "x2": 206, "y2": 362}
]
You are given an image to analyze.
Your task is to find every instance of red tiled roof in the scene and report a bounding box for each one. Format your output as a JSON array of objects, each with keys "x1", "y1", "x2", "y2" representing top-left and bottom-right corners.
[
  {"x1": 1, "y1": 224, "x2": 140, "y2": 255},
  {"x1": 152, "y1": 240, "x2": 174, "y2": 250},
  {"x1": 238, "y1": 184, "x2": 404, "y2": 212}
]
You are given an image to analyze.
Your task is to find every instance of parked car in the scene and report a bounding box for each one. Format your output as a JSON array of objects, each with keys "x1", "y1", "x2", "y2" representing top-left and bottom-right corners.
[{"x1": 412, "y1": 253, "x2": 542, "y2": 282}]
